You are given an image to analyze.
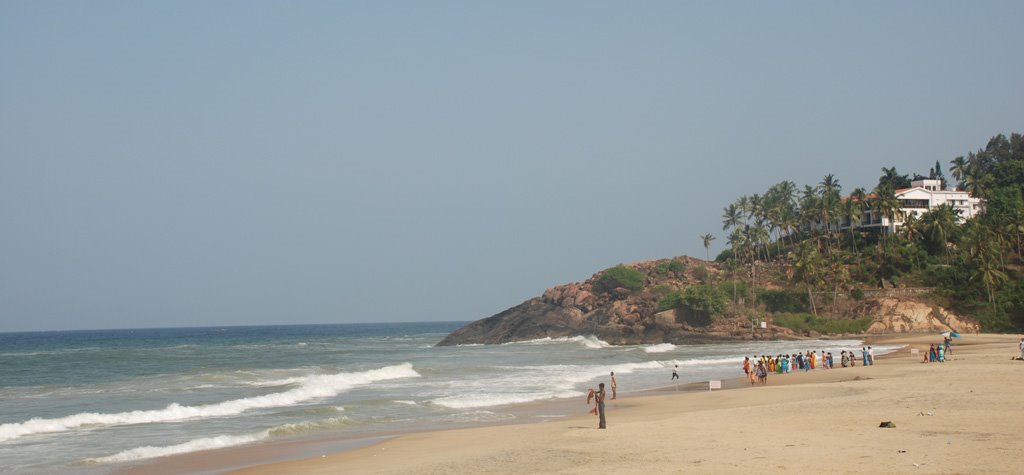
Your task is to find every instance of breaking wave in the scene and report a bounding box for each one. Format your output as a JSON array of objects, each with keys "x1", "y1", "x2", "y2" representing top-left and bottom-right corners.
[
  {"x1": 0, "y1": 363, "x2": 419, "y2": 443},
  {"x1": 513, "y1": 335, "x2": 611, "y2": 349},
  {"x1": 84, "y1": 431, "x2": 270, "y2": 464}
]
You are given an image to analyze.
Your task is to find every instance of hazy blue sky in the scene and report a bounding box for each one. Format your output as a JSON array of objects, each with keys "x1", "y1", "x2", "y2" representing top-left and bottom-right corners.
[{"x1": 1, "y1": 2, "x2": 1021, "y2": 332}]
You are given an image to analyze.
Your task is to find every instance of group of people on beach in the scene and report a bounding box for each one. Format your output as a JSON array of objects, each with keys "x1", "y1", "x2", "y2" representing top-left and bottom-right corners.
[
  {"x1": 742, "y1": 347, "x2": 875, "y2": 385},
  {"x1": 922, "y1": 335, "x2": 954, "y2": 363}
]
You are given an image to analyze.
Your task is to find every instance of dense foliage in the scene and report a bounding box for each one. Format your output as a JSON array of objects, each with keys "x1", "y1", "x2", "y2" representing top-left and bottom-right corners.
[
  {"x1": 772, "y1": 313, "x2": 873, "y2": 334},
  {"x1": 594, "y1": 264, "x2": 646, "y2": 293},
  {"x1": 656, "y1": 284, "x2": 728, "y2": 320},
  {"x1": 713, "y1": 133, "x2": 1024, "y2": 331}
]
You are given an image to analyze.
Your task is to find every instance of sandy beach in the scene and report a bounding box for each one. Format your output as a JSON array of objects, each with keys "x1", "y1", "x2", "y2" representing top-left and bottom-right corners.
[{"x1": 196, "y1": 333, "x2": 1022, "y2": 474}]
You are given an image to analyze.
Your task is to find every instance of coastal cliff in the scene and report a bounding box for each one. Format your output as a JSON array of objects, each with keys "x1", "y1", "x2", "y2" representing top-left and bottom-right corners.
[{"x1": 437, "y1": 258, "x2": 979, "y2": 346}]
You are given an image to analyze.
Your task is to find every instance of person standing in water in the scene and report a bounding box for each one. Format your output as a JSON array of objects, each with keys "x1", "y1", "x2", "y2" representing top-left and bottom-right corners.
[
  {"x1": 672, "y1": 365, "x2": 679, "y2": 380},
  {"x1": 610, "y1": 371, "x2": 617, "y2": 400}
]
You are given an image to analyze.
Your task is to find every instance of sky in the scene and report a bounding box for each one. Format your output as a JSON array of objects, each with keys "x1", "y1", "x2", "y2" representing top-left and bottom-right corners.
[{"x1": 1, "y1": 1, "x2": 1022, "y2": 332}]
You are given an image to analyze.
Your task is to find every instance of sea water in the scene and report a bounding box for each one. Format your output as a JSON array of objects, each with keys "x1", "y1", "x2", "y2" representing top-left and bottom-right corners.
[{"x1": 0, "y1": 323, "x2": 900, "y2": 473}]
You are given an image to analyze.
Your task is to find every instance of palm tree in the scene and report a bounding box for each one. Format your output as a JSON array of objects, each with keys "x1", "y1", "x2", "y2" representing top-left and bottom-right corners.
[
  {"x1": 788, "y1": 241, "x2": 824, "y2": 316},
  {"x1": 972, "y1": 252, "x2": 1008, "y2": 310},
  {"x1": 820, "y1": 174, "x2": 843, "y2": 249},
  {"x1": 722, "y1": 203, "x2": 744, "y2": 234},
  {"x1": 1005, "y1": 207, "x2": 1024, "y2": 260},
  {"x1": 700, "y1": 233, "x2": 716, "y2": 261},
  {"x1": 963, "y1": 224, "x2": 1009, "y2": 310},
  {"x1": 727, "y1": 228, "x2": 748, "y2": 261},
  {"x1": 840, "y1": 196, "x2": 863, "y2": 252},
  {"x1": 799, "y1": 185, "x2": 823, "y2": 245},
  {"x1": 900, "y1": 213, "x2": 923, "y2": 268},
  {"x1": 949, "y1": 156, "x2": 968, "y2": 189},
  {"x1": 872, "y1": 184, "x2": 903, "y2": 236},
  {"x1": 921, "y1": 204, "x2": 960, "y2": 262},
  {"x1": 827, "y1": 253, "x2": 852, "y2": 314},
  {"x1": 878, "y1": 167, "x2": 910, "y2": 190}
]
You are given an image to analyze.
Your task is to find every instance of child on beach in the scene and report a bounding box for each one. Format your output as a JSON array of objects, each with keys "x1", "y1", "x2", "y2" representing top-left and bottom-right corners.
[
  {"x1": 586, "y1": 388, "x2": 598, "y2": 415},
  {"x1": 755, "y1": 361, "x2": 768, "y2": 385}
]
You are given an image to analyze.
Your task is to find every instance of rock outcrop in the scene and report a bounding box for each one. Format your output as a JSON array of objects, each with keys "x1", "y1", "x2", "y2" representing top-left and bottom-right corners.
[
  {"x1": 862, "y1": 298, "x2": 980, "y2": 334},
  {"x1": 438, "y1": 258, "x2": 783, "y2": 346},
  {"x1": 436, "y1": 258, "x2": 981, "y2": 346}
]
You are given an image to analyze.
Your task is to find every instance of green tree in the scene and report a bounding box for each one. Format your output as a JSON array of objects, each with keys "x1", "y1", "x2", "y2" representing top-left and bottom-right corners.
[
  {"x1": 878, "y1": 167, "x2": 911, "y2": 190},
  {"x1": 920, "y1": 204, "x2": 960, "y2": 262},
  {"x1": 788, "y1": 241, "x2": 825, "y2": 316},
  {"x1": 972, "y1": 252, "x2": 1008, "y2": 310},
  {"x1": 594, "y1": 265, "x2": 645, "y2": 293},
  {"x1": 872, "y1": 183, "x2": 904, "y2": 238},
  {"x1": 840, "y1": 190, "x2": 864, "y2": 252},
  {"x1": 722, "y1": 203, "x2": 744, "y2": 234},
  {"x1": 930, "y1": 159, "x2": 948, "y2": 190},
  {"x1": 700, "y1": 233, "x2": 716, "y2": 261}
]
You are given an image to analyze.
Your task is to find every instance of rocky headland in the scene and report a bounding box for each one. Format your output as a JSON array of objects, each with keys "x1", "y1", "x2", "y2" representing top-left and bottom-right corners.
[{"x1": 437, "y1": 257, "x2": 979, "y2": 346}]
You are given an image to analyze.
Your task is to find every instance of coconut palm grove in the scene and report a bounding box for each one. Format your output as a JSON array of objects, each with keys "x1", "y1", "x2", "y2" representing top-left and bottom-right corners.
[{"x1": 712, "y1": 132, "x2": 1024, "y2": 332}]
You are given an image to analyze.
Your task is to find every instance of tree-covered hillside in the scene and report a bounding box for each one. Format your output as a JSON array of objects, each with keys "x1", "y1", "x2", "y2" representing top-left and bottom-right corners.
[{"x1": 713, "y1": 133, "x2": 1024, "y2": 332}]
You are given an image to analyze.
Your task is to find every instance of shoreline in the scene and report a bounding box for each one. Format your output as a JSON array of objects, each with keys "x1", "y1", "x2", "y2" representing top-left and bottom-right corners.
[{"x1": 116, "y1": 332, "x2": 1009, "y2": 475}]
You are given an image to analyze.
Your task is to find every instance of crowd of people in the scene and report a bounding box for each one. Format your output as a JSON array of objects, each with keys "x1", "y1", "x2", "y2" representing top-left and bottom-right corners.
[{"x1": 742, "y1": 346, "x2": 875, "y2": 385}]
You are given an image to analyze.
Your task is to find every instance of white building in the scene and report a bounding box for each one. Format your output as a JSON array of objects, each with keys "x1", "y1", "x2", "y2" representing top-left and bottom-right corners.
[{"x1": 839, "y1": 179, "x2": 983, "y2": 234}]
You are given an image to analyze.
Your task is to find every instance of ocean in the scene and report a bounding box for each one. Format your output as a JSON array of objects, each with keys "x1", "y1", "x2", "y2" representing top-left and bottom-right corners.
[{"x1": 0, "y1": 323, "x2": 900, "y2": 474}]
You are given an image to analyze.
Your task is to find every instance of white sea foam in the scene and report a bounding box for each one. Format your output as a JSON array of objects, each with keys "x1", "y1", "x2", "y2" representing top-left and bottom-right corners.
[
  {"x1": 85, "y1": 431, "x2": 271, "y2": 463},
  {"x1": 643, "y1": 343, "x2": 677, "y2": 353},
  {"x1": 514, "y1": 335, "x2": 611, "y2": 349},
  {"x1": 430, "y1": 389, "x2": 583, "y2": 409},
  {"x1": 610, "y1": 361, "x2": 670, "y2": 373},
  {"x1": 672, "y1": 356, "x2": 744, "y2": 367},
  {"x1": 0, "y1": 363, "x2": 419, "y2": 443},
  {"x1": 246, "y1": 376, "x2": 308, "y2": 388}
]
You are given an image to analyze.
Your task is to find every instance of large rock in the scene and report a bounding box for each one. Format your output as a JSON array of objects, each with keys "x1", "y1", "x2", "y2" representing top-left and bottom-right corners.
[{"x1": 863, "y1": 298, "x2": 980, "y2": 334}]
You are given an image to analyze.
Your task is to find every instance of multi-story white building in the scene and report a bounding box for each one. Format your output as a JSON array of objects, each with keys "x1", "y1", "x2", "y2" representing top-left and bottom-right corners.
[{"x1": 839, "y1": 179, "x2": 983, "y2": 234}]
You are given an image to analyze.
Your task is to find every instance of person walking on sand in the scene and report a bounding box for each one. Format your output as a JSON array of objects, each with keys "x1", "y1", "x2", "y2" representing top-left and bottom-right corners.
[
  {"x1": 868, "y1": 346, "x2": 875, "y2": 365},
  {"x1": 672, "y1": 365, "x2": 679, "y2": 380},
  {"x1": 610, "y1": 371, "x2": 617, "y2": 400},
  {"x1": 1019, "y1": 338, "x2": 1024, "y2": 359},
  {"x1": 862, "y1": 347, "x2": 868, "y2": 366},
  {"x1": 595, "y1": 383, "x2": 607, "y2": 429}
]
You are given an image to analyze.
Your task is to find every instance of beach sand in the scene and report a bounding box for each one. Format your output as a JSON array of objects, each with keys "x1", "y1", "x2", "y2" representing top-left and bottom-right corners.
[{"x1": 139, "y1": 333, "x2": 1024, "y2": 475}]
